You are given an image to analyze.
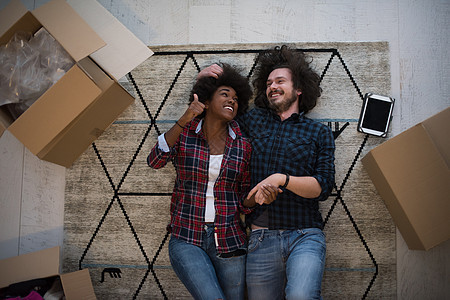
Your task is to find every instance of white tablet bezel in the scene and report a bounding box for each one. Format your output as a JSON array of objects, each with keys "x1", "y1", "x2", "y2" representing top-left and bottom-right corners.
[{"x1": 357, "y1": 93, "x2": 395, "y2": 137}]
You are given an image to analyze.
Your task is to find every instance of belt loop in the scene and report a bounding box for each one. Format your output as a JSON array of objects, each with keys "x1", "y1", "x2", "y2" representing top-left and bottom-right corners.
[{"x1": 258, "y1": 228, "x2": 265, "y2": 242}]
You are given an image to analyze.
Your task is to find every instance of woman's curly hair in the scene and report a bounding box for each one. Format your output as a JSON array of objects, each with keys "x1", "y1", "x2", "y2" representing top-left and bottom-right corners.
[
  {"x1": 252, "y1": 45, "x2": 322, "y2": 114},
  {"x1": 190, "y1": 63, "x2": 252, "y2": 118}
]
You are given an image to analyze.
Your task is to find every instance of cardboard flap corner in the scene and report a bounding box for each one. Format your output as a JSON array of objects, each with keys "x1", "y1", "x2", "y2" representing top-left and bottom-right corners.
[
  {"x1": 422, "y1": 107, "x2": 450, "y2": 166},
  {"x1": 32, "y1": 0, "x2": 106, "y2": 62},
  {"x1": 0, "y1": 108, "x2": 13, "y2": 138},
  {"x1": 0, "y1": 0, "x2": 28, "y2": 39},
  {"x1": 0, "y1": 247, "x2": 60, "y2": 289},
  {"x1": 8, "y1": 65, "x2": 102, "y2": 157},
  {"x1": 60, "y1": 269, "x2": 96, "y2": 300},
  {"x1": 67, "y1": 0, "x2": 153, "y2": 80}
]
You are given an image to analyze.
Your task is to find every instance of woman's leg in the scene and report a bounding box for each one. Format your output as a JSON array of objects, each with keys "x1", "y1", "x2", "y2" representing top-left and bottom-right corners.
[
  {"x1": 210, "y1": 250, "x2": 246, "y2": 300},
  {"x1": 169, "y1": 235, "x2": 225, "y2": 300}
]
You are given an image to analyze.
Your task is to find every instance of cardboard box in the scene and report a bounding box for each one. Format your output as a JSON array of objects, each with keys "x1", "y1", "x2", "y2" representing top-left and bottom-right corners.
[
  {"x1": 0, "y1": 246, "x2": 96, "y2": 299},
  {"x1": 0, "y1": 0, "x2": 153, "y2": 167},
  {"x1": 362, "y1": 107, "x2": 450, "y2": 250}
]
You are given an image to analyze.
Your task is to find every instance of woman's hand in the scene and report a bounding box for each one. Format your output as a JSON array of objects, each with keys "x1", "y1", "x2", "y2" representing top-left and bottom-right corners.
[
  {"x1": 246, "y1": 174, "x2": 285, "y2": 205},
  {"x1": 178, "y1": 94, "x2": 205, "y2": 126},
  {"x1": 163, "y1": 94, "x2": 205, "y2": 147}
]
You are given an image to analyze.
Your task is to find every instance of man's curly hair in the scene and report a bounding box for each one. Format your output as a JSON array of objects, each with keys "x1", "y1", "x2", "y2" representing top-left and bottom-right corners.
[
  {"x1": 252, "y1": 45, "x2": 322, "y2": 114},
  {"x1": 190, "y1": 63, "x2": 252, "y2": 119}
]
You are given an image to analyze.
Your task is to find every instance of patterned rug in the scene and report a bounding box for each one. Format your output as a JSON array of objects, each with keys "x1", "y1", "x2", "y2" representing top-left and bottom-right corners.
[{"x1": 64, "y1": 42, "x2": 396, "y2": 299}]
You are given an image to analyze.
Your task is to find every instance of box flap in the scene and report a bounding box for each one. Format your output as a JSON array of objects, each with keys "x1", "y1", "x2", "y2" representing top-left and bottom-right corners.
[
  {"x1": 0, "y1": 0, "x2": 28, "y2": 40},
  {"x1": 380, "y1": 129, "x2": 450, "y2": 249},
  {"x1": 60, "y1": 269, "x2": 96, "y2": 300},
  {"x1": 67, "y1": 0, "x2": 153, "y2": 80},
  {"x1": 32, "y1": 0, "x2": 106, "y2": 62},
  {"x1": 0, "y1": 123, "x2": 5, "y2": 137},
  {"x1": 0, "y1": 247, "x2": 60, "y2": 288},
  {"x1": 362, "y1": 151, "x2": 424, "y2": 249},
  {"x1": 38, "y1": 81, "x2": 134, "y2": 167},
  {"x1": 0, "y1": 108, "x2": 13, "y2": 138},
  {"x1": 0, "y1": 4, "x2": 42, "y2": 46},
  {"x1": 422, "y1": 107, "x2": 450, "y2": 167},
  {"x1": 363, "y1": 121, "x2": 450, "y2": 250},
  {"x1": 8, "y1": 65, "x2": 102, "y2": 157}
]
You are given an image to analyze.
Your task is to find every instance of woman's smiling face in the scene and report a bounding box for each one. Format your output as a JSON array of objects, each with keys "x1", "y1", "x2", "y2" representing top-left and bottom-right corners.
[{"x1": 206, "y1": 86, "x2": 239, "y2": 121}]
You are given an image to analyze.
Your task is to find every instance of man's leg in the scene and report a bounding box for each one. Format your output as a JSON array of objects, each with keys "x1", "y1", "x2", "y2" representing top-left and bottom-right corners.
[
  {"x1": 246, "y1": 229, "x2": 285, "y2": 300},
  {"x1": 169, "y1": 235, "x2": 225, "y2": 300},
  {"x1": 285, "y1": 228, "x2": 326, "y2": 300}
]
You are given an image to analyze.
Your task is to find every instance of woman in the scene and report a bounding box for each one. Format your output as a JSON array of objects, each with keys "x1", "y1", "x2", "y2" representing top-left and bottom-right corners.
[{"x1": 147, "y1": 63, "x2": 253, "y2": 300}]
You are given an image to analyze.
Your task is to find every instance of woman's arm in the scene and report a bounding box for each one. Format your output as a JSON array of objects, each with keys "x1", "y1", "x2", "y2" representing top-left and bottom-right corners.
[{"x1": 164, "y1": 94, "x2": 205, "y2": 147}]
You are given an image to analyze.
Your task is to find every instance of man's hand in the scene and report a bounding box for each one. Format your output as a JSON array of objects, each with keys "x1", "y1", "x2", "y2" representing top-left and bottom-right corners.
[{"x1": 197, "y1": 64, "x2": 223, "y2": 80}]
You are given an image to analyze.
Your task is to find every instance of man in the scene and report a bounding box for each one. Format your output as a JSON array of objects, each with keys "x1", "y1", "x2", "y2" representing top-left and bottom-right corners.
[{"x1": 199, "y1": 45, "x2": 335, "y2": 300}]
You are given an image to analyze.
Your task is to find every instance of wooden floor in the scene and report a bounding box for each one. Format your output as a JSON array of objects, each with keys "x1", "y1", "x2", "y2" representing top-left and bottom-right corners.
[{"x1": 1, "y1": 0, "x2": 449, "y2": 299}]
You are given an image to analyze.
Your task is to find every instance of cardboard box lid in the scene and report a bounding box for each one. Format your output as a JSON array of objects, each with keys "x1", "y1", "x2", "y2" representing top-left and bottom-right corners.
[
  {"x1": 60, "y1": 269, "x2": 96, "y2": 300},
  {"x1": 0, "y1": 247, "x2": 96, "y2": 299},
  {"x1": 32, "y1": 0, "x2": 106, "y2": 62},
  {"x1": 362, "y1": 107, "x2": 450, "y2": 250},
  {"x1": 385, "y1": 126, "x2": 449, "y2": 243},
  {"x1": 0, "y1": 247, "x2": 60, "y2": 288},
  {"x1": 67, "y1": 0, "x2": 153, "y2": 80}
]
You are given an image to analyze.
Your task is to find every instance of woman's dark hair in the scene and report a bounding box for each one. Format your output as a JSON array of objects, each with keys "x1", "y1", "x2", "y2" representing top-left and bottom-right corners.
[
  {"x1": 190, "y1": 63, "x2": 252, "y2": 118},
  {"x1": 252, "y1": 45, "x2": 322, "y2": 114}
]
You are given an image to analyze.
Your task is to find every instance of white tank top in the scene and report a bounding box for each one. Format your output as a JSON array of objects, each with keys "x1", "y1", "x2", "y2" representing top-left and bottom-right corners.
[{"x1": 205, "y1": 154, "x2": 223, "y2": 222}]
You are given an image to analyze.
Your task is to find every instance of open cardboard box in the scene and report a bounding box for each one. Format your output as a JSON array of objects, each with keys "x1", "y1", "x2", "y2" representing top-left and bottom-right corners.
[
  {"x1": 362, "y1": 107, "x2": 450, "y2": 250},
  {"x1": 0, "y1": 0, "x2": 153, "y2": 167},
  {"x1": 0, "y1": 246, "x2": 96, "y2": 299}
]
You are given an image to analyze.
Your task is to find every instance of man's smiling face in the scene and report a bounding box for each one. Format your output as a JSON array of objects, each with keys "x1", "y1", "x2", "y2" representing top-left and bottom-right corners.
[{"x1": 266, "y1": 68, "x2": 301, "y2": 113}]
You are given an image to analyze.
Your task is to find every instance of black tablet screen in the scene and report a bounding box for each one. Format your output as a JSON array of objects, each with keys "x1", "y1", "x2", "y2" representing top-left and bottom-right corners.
[{"x1": 362, "y1": 97, "x2": 392, "y2": 132}]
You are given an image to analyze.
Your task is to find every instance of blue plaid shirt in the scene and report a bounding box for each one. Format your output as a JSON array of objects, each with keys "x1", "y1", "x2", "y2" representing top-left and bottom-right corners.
[{"x1": 237, "y1": 107, "x2": 335, "y2": 230}]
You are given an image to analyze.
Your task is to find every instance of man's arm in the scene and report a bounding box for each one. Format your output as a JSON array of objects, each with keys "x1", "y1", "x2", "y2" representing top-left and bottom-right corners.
[
  {"x1": 197, "y1": 64, "x2": 223, "y2": 80},
  {"x1": 247, "y1": 173, "x2": 321, "y2": 205}
]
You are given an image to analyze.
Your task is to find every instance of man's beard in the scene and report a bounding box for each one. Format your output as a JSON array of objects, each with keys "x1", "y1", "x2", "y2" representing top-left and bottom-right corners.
[{"x1": 268, "y1": 90, "x2": 297, "y2": 114}]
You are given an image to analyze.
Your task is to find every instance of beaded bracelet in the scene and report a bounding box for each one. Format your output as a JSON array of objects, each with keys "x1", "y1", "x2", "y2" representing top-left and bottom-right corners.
[{"x1": 175, "y1": 121, "x2": 184, "y2": 129}]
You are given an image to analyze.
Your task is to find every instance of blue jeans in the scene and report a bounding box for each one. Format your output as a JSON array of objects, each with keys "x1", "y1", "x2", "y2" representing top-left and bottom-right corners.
[
  {"x1": 246, "y1": 228, "x2": 326, "y2": 300},
  {"x1": 168, "y1": 224, "x2": 246, "y2": 300}
]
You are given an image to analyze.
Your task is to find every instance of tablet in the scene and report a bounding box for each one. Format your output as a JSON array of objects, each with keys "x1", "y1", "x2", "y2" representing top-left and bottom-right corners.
[{"x1": 357, "y1": 93, "x2": 395, "y2": 137}]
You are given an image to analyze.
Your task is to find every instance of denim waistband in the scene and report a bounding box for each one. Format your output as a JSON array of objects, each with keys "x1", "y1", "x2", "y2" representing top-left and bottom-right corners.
[{"x1": 251, "y1": 228, "x2": 323, "y2": 238}]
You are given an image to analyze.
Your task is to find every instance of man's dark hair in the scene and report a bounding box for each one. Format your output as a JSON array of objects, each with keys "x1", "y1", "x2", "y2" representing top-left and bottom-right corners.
[
  {"x1": 190, "y1": 63, "x2": 252, "y2": 118},
  {"x1": 252, "y1": 45, "x2": 322, "y2": 114}
]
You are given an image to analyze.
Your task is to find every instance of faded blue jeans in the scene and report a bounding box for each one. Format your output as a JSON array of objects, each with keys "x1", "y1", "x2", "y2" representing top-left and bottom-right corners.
[
  {"x1": 246, "y1": 228, "x2": 326, "y2": 300},
  {"x1": 168, "y1": 224, "x2": 246, "y2": 300}
]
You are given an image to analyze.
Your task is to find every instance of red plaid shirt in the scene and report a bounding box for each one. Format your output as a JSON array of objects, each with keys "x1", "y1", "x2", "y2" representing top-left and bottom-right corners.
[{"x1": 147, "y1": 118, "x2": 252, "y2": 254}]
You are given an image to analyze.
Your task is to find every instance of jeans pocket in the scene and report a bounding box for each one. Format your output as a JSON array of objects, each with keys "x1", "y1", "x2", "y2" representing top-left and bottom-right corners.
[
  {"x1": 299, "y1": 228, "x2": 326, "y2": 248},
  {"x1": 217, "y1": 248, "x2": 247, "y2": 259},
  {"x1": 247, "y1": 231, "x2": 263, "y2": 253}
]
